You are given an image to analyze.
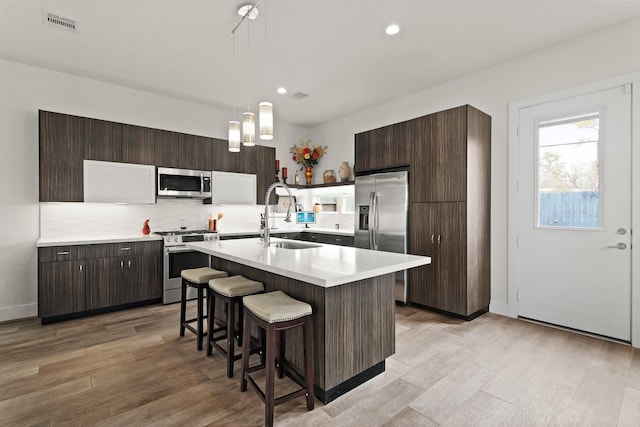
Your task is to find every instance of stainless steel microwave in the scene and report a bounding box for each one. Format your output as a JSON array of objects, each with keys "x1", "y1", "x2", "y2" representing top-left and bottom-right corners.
[{"x1": 157, "y1": 167, "x2": 212, "y2": 199}]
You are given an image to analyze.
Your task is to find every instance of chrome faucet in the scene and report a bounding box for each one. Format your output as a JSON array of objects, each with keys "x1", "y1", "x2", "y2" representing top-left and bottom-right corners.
[{"x1": 263, "y1": 182, "x2": 292, "y2": 247}]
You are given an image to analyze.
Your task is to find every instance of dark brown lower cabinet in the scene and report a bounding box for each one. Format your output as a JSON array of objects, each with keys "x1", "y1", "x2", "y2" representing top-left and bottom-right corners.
[
  {"x1": 409, "y1": 201, "x2": 488, "y2": 318},
  {"x1": 135, "y1": 252, "x2": 162, "y2": 301},
  {"x1": 38, "y1": 260, "x2": 86, "y2": 318},
  {"x1": 38, "y1": 241, "x2": 162, "y2": 322}
]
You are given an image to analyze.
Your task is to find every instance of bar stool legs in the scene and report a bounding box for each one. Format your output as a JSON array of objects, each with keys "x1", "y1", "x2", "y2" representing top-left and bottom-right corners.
[
  {"x1": 179, "y1": 267, "x2": 228, "y2": 351},
  {"x1": 241, "y1": 291, "x2": 314, "y2": 427},
  {"x1": 207, "y1": 275, "x2": 264, "y2": 378}
]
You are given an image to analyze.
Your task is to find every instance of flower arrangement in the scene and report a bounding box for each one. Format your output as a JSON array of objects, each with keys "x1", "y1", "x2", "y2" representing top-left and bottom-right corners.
[{"x1": 290, "y1": 140, "x2": 327, "y2": 170}]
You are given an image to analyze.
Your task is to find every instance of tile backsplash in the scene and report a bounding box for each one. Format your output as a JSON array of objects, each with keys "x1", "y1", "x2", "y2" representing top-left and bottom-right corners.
[{"x1": 40, "y1": 199, "x2": 354, "y2": 239}]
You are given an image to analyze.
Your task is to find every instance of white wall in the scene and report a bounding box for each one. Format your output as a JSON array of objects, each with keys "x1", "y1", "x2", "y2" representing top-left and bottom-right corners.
[
  {"x1": 0, "y1": 58, "x2": 308, "y2": 321},
  {"x1": 303, "y1": 19, "x2": 640, "y2": 322}
]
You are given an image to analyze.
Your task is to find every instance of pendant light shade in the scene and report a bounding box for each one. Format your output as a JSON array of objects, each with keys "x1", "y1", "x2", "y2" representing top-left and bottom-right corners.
[
  {"x1": 259, "y1": 101, "x2": 273, "y2": 140},
  {"x1": 242, "y1": 112, "x2": 256, "y2": 146},
  {"x1": 228, "y1": 120, "x2": 241, "y2": 152}
]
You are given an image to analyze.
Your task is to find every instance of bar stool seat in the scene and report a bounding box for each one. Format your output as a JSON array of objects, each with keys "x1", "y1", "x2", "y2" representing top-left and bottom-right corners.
[
  {"x1": 179, "y1": 267, "x2": 228, "y2": 351},
  {"x1": 241, "y1": 290, "x2": 314, "y2": 427},
  {"x1": 207, "y1": 275, "x2": 264, "y2": 377}
]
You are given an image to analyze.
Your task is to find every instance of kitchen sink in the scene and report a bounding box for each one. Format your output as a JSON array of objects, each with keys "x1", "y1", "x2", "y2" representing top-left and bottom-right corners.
[{"x1": 269, "y1": 241, "x2": 321, "y2": 250}]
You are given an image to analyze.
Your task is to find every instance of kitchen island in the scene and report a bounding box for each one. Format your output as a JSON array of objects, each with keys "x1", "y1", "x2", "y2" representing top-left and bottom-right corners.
[{"x1": 187, "y1": 237, "x2": 429, "y2": 403}]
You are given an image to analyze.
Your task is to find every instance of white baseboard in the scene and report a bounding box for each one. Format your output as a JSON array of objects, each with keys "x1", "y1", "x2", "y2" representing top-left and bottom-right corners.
[
  {"x1": 489, "y1": 300, "x2": 518, "y2": 318},
  {"x1": 0, "y1": 303, "x2": 37, "y2": 323}
]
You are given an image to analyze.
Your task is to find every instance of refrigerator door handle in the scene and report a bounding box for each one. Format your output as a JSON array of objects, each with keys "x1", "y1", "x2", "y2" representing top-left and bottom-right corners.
[
  {"x1": 372, "y1": 192, "x2": 379, "y2": 250},
  {"x1": 368, "y1": 191, "x2": 375, "y2": 249}
]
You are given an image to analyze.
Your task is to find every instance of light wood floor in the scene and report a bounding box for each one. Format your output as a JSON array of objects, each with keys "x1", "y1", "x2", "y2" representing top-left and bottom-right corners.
[{"x1": 1, "y1": 303, "x2": 639, "y2": 426}]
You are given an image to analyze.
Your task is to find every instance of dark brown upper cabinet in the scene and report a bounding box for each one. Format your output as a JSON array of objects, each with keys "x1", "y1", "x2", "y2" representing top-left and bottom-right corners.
[
  {"x1": 40, "y1": 111, "x2": 275, "y2": 203},
  {"x1": 39, "y1": 110, "x2": 85, "y2": 202},
  {"x1": 212, "y1": 138, "x2": 239, "y2": 172},
  {"x1": 83, "y1": 117, "x2": 123, "y2": 162},
  {"x1": 255, "y1": 145, "x2": 276, "y2": 205},
  {"x1": 122, "y1": 124, "x2": 162, "y2": 166},
  {"x1": 411, "y1": 105, "x2": 491, "y2": 203},
  {"x1": 354, "y1": 121, "x2": 411, "y2": 173}
]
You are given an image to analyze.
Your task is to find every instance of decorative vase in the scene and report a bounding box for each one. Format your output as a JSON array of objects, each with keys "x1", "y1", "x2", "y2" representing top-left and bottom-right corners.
[
  {"x1": 305, "y1": 167, "x2": 313, "y2": 185},
  {"x1": 338, "y1": 161, "x2": 351, "y2": 182},
  {"x1": 323, "y1": 169, "x2": 336, "y2": 184},
  {"x1": 142, "y1": 219, "x2": 150, "y2": 235}
]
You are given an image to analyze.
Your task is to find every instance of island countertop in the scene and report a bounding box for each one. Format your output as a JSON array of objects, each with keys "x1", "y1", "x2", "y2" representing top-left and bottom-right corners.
[{"x1": 186, "y1": 237, "x2": 430, "y2": 288}]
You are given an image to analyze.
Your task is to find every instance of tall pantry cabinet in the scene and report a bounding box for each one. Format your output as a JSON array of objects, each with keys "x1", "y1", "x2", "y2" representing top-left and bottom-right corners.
[{"x1": 409, "y1": 105, "x2": 491, "y2": 319}]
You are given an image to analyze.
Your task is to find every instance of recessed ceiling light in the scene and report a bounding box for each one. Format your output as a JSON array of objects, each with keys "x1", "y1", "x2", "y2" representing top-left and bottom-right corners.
[
  {"x1": 277, "y1": 87, "x2": 287, "y2": 94},
  {"x1": 385, "y1": 24, "x2": 400, "y2": 35}
]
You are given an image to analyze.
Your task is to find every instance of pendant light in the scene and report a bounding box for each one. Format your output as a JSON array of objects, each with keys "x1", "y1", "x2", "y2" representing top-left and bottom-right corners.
[
  {"x1": 228, "y1": 33, "x2": 240, "y2": 152},
  {"x1": 229, "y1": 0, "x2": 272, "y2": 150},
  {"x1": 259, "y1": 0, "x2": 273, "y2": 140}
]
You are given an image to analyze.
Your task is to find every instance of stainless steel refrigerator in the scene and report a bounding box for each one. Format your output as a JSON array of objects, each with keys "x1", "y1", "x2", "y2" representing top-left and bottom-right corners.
[{"x1": 355, "y1": 170, "x2": 409, "y2": 303}]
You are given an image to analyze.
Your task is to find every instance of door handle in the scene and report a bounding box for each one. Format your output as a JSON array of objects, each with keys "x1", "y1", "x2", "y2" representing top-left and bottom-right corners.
[{"x1": 606, "y1": 242, "x2": 627, "y2": 250}]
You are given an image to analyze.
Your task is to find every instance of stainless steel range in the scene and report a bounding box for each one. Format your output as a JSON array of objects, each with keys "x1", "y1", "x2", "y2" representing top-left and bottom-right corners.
[{"x1": 155, "y1": 230, "x2": 217, "y2": 304}]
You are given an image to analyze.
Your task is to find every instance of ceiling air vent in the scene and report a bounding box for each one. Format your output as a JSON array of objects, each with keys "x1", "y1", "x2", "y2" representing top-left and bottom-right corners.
[
  {"x1": 42, "y1": 10, "x2": 76, "y2": 32},
  {"x1": 290, "y1": 92, "x2": 309, "y2": 100}
]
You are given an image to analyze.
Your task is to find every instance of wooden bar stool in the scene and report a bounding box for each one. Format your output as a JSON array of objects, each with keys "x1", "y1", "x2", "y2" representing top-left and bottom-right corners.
[
  {"x1": 207, "y1": 275, "x2": 264, "y2": 378},
  {"x1": 240, "y1": 290, "x2": 314, "y2": 427},
  {"x1": 179, "y1": 267, "x2": 228, "y2": 351}
]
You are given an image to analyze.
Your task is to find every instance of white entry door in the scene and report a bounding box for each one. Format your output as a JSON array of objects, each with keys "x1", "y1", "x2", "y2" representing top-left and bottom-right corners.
[{"x1": 517, "y1": 84, "x2": 632, "y2": 341}]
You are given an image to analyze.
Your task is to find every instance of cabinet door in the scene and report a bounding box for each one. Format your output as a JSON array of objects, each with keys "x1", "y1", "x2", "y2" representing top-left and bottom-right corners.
[
  {"x1": 193, "y1": 135, "x2": 214, "y2": 171},
  {"x1": 39, "y1": 111, "x2": 84, "y2": 202},
  {"x1": 212, "y1": 138, "x2": 237, "y2": 172},
  {"x1": 85, "y1": 257, "x2": 120, "y2": 309},
  {"x1": 409, "y1": 202, "x2": 466, "y2": 314},
  {"x1": 122, "y1": 124, "x2": 160, "y2": 166},
  {"x1": 354, "y1": 122, "x2": 410, "y2": 173},
  {"x1": 235, "y1": 145, "x2": 257, "y2": 174},
  {"x1": 83, "y1": 117, "x2": 122, "y2": 162},
  {"x1": 255, "y1": 145, "x2": 275, "y2": 204},
  {"x1": 38, "y1": 260, "x2": 85, "y2": 317},
  {"x1": 408, "y1": 203, "x2": 438, "y2": 307},
  {"x1": 134, "y1": 252, "x2": 162, "y2": 301},
  {"x1": 411, "y1": 107, "x2": 467, "y2": 202}
]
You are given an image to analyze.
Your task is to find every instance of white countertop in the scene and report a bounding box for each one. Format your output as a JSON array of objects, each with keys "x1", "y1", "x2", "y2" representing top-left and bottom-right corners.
[
  {"x1": 187, "y1": 238, "x2": 430, "y2": 288},
  {"x1": 35, "y1": 227, "x2": 353, "y2": 247},
  {"x1": 37, "y1": 234, "x2": 163, "y2": 247}
]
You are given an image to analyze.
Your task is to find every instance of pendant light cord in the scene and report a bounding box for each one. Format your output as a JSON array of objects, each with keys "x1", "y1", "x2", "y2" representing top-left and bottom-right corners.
[
  {"x1": 264, "y1": 0, "x2": 268, "y2": 98},
  {"x1": 247, "y1": 21, "x2": 251, "y2": 112},
  {"x1": 233, "y1": 33, "x2": 236, "y2": 120}
]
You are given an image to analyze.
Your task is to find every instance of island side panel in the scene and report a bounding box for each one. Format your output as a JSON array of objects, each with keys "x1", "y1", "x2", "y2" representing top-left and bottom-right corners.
[
  {"x1": 209, "y1": 257, "x2": 395, "y2": 394},
  {"x1": 324, "y1": 272, "x2": 395, "y2": 389}
]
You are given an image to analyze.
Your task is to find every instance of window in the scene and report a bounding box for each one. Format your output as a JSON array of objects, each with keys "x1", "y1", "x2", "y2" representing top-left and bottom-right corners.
[{"x1": 536, "y1": 110, "x2": 602, "y2": 228}]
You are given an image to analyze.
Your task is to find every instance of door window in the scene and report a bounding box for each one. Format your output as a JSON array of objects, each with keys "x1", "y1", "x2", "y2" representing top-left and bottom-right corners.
[{"x1": 536, "y1": 110, "x2": 602, "y2": 229}]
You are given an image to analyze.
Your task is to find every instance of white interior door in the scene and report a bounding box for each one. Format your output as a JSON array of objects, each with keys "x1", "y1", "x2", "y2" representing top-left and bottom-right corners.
[{"x1": 517, "y1": 84, "x2": 632, "y2": 341}]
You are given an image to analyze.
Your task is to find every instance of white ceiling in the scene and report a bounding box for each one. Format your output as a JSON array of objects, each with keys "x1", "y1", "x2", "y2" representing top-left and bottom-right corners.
[{"x1": 2, "y1": 1, "x2": 640, "y2": 128}]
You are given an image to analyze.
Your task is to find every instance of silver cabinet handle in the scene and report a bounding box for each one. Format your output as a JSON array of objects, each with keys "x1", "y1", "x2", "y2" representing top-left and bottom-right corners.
[
  {"x1": 57, "y1": 251, "x2": 70, "y2": 255},
  {"x1": 79, "y1": 264, "x2": 83, "y2": 272},
  {"x1": 431, "y1": 234, "x2": 434, "y2": 244},
  {"x1": 437, "y1": 235, "x2": 441, "y2": 244},
  {"x1": 606, "y1": 242, "x2": 627, "y2": 250},
  {"x1": 128, "y1": 260, "x2": 131, "y2": 268},
  {"x1": 120, "y1": 260, "x2": 124, "y2": 268},
  {"x1": 119, "y1": 247, "x2": 131, "y2": 251}
]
